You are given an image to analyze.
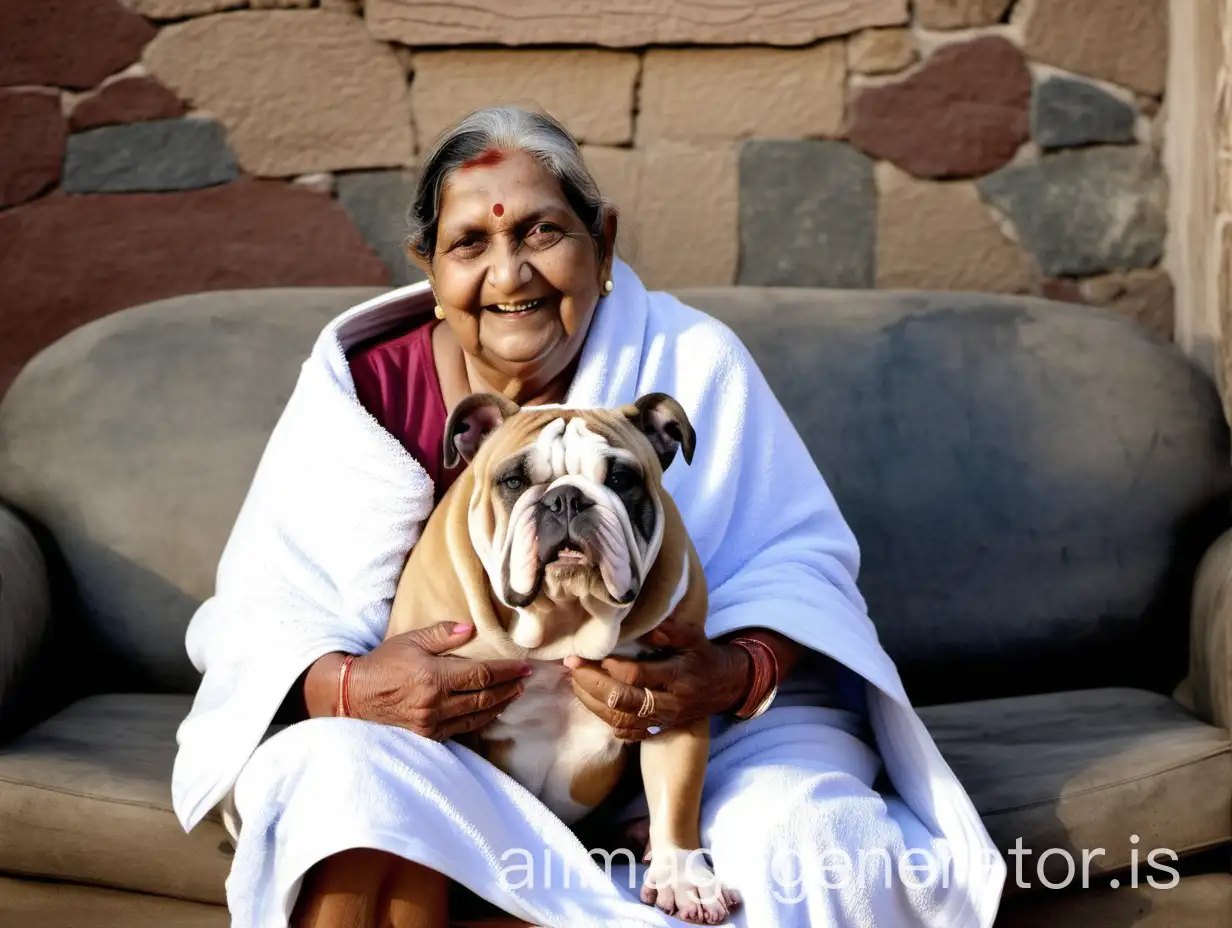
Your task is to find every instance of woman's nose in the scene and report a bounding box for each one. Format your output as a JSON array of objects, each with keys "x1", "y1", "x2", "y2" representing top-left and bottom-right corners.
[{"x1": 486, "y1": 242, "x2": 528, "y2": 294}]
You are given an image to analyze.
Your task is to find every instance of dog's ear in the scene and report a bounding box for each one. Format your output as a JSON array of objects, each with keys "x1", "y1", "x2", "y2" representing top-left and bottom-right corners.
[
  {"x1": 624, "y1": 392, "x2": 696, "y2": 472},
  {"x1": 443, "y1": 393, "x2": 520, "y2": 469}
]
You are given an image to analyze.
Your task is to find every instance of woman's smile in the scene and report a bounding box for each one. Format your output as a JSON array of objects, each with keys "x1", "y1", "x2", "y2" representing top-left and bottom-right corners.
[{"x1": 484, "y1": 295, "x2": 552, "y2": 317}]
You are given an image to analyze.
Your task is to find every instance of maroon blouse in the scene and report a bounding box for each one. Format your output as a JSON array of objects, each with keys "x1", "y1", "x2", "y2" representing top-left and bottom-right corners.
[{"x1": 347, "y1": 318, "x2": 463, "y2": 503}]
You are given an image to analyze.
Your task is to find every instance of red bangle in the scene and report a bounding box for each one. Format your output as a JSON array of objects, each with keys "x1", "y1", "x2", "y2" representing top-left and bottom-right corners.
[
  {"x1": 730, "y1": 637, "x2": 779, "y2": 720},
  {"x1": 336, "y1": 655, "x2": 356, "y2": 718}
]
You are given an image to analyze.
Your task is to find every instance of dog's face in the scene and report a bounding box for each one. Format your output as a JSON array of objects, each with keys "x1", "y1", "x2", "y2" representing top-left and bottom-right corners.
[{"x1": 443, "y1": 392, "x2": 695, "y2": 653}]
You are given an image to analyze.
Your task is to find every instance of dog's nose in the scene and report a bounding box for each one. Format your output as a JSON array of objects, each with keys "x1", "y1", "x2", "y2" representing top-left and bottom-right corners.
[{"x1": 541, "y1": 485, "x2": 593, "y2": 520}]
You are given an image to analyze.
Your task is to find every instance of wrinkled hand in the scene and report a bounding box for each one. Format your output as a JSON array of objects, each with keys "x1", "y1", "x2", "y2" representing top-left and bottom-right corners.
[
  {"x1": 349, "y1": 621, "x2": 532, "y2": 740},
  {"x1": 564, "y1": 616, "x2": 750, "y2": 742}
]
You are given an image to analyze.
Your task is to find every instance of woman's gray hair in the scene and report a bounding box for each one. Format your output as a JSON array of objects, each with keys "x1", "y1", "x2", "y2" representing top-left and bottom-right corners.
[{"x1": 406, "y1": 105, "x2": 613, "y2": 264}]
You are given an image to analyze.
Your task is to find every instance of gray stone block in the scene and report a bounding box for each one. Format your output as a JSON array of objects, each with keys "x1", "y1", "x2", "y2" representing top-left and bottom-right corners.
[
  {"x1": 335, "y1": 170, "x2": 425, "y2": 287},
  {"x1": 977, "y1": 146, "x2": 1166, "y2": 277},
  {"x1": 63, "y1": 118, "x2": 238, "y2": 193},
  {"x1": 1031, "y1": 76, "x2": 1137, "y2": 150},
  {"x1": 738, "y1": 140, "x2": 875, "y2": 288}
]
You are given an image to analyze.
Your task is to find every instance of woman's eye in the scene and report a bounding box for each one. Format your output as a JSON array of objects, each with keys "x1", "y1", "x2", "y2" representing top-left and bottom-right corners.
[
  {"x1": 451, "y1": 236, "x2": 485, "y2": 257},
  {"x1": 526, "y1": 223, "x2": 562, "y2": 247}
]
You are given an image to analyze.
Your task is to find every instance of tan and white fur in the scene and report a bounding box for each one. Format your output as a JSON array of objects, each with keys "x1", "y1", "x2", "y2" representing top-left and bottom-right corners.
[{"x1": 386, "y1": 392, "x2": 738, "y2": 924}]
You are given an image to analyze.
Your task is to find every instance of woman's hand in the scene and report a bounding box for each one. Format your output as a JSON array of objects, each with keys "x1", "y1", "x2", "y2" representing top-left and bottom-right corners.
[
  {"x1": 564, "y1": 617, "x2": 752, "y2": 742},
  {"x1": 306, "y1": 622, "x2": 532, "y2": 741}
]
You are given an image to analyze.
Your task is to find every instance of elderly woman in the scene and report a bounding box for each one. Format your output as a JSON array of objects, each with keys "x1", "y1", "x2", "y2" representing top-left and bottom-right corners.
[{"x1": 171, "y1": 106, "x2": 1004, "y2": 928}]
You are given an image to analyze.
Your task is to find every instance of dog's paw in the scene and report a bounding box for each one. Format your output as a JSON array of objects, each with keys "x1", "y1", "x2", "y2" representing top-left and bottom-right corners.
[{"x1": 641, "y1": 849, "x2": 741, "y2": 925}]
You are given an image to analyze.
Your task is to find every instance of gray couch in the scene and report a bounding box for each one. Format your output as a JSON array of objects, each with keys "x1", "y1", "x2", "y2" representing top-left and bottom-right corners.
[{"x1": 0, "y1": 286, "x2": 1229, "y2": 928}]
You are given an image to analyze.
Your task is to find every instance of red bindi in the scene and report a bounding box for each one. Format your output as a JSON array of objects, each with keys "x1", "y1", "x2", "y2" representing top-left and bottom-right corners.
[
  {"x1": 461, "y1": 147, "x2": 505, "y2": 170},
  {"x1": 493, "y1": 203, "x2": 504, "y2": 217}
]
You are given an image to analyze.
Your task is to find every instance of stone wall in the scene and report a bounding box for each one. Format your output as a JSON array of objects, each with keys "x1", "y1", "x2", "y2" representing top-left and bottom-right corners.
[{"x1": 1, "y1": 0, "x2": 1171, "y2": 400}]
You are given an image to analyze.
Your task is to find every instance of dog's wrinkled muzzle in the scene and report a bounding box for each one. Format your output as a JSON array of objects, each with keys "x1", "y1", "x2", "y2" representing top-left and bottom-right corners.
[{"x1": 534, "y1": 484, "x2": 639, "y2": 604}]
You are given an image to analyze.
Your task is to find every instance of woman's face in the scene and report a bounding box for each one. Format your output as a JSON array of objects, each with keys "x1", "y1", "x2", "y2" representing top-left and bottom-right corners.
[{"x1": 422, "y1": 148, "x2": 615, "y2": 395}]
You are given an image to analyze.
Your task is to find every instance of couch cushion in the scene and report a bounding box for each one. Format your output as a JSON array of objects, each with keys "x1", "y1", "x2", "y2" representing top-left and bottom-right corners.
[
  {"x1": 995, "y1": 873, "x2": 1232, "y2": 928},
  {"x1": 0, "y1": 694, "x2": 231, "y2": 904},
  {"x1": 0, "y1": 875, "x2": 227, "y2": 928},
  {"x1": 919, "y1": 687, "x2": 1231, "y2": 888}
]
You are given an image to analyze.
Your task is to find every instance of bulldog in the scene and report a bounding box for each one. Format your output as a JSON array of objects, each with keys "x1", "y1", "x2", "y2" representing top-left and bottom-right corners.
[{"x1": 386, "y1": 391, "x2": 739, "y2": 924}]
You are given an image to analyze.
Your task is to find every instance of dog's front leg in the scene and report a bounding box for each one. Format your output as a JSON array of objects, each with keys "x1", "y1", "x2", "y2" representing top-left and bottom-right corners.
[{"x1": 638, "y1": 719, "x2": 740, "y2": 924}]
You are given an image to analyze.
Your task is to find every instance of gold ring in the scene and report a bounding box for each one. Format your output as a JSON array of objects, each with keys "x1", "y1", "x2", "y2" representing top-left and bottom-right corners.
[{"x1": 637, "y1": 687, "x2": 656, "y2": 719}]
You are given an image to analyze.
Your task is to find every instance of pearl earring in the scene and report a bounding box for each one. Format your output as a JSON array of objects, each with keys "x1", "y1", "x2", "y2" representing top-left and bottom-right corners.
[
  {"x1": 434, "y1": 304, "x2": 445, "y2": 320},
  {"x1": 603, "y1": 279, "x2": 613, "y2": 294}
]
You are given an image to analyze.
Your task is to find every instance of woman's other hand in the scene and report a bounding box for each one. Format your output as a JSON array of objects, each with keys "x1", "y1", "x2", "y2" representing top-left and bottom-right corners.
[
  {"x1": 305, "y1": 622, "x2": 532, "y2": 740},
  {"x1": 564, "y1": 618, "x2": 751, "y2": 742}
]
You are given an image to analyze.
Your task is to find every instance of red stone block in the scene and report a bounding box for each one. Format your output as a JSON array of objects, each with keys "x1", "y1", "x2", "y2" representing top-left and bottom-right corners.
[
  {"x1": 0, "y1": 180, "x2": 389, "y2": 399},
  {"x1": 69, "y1": 77, "x2": 187, "y2": 131},
  {"x1": 0, "y1": 90, "x2": 66, "y2": 208},
  {"x1": 0, "y1": 0, "x2": 156, "y2": 91},
  {"x1": 848, "y1": 36, "x2": 1031, "y2": 180}
]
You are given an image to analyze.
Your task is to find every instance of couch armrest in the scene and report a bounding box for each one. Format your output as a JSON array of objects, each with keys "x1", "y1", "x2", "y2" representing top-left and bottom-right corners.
[
  {"x1": 1181, "y1": 526, "x2": 1232, "y2": 729},
  {"x1": 0, "y1": 503, "x2": 52, "y2": 718}
]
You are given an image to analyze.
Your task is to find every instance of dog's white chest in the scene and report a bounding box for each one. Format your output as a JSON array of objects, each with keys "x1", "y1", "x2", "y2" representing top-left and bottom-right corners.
[
  {"x1": 478, "y1": 660, "x2": 622, "y2": 823},
  {"x1": 483, "y1": 660, "x2": 572, "y2": 739}
]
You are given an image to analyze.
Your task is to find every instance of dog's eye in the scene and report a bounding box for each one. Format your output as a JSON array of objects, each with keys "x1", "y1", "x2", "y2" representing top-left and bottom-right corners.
[
  {"x1": 501, "y1": 475, "x2": 525, "y2": 492},
  {"x1": 605, "y1": 468, "x2": 637, "y2": 492}
]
